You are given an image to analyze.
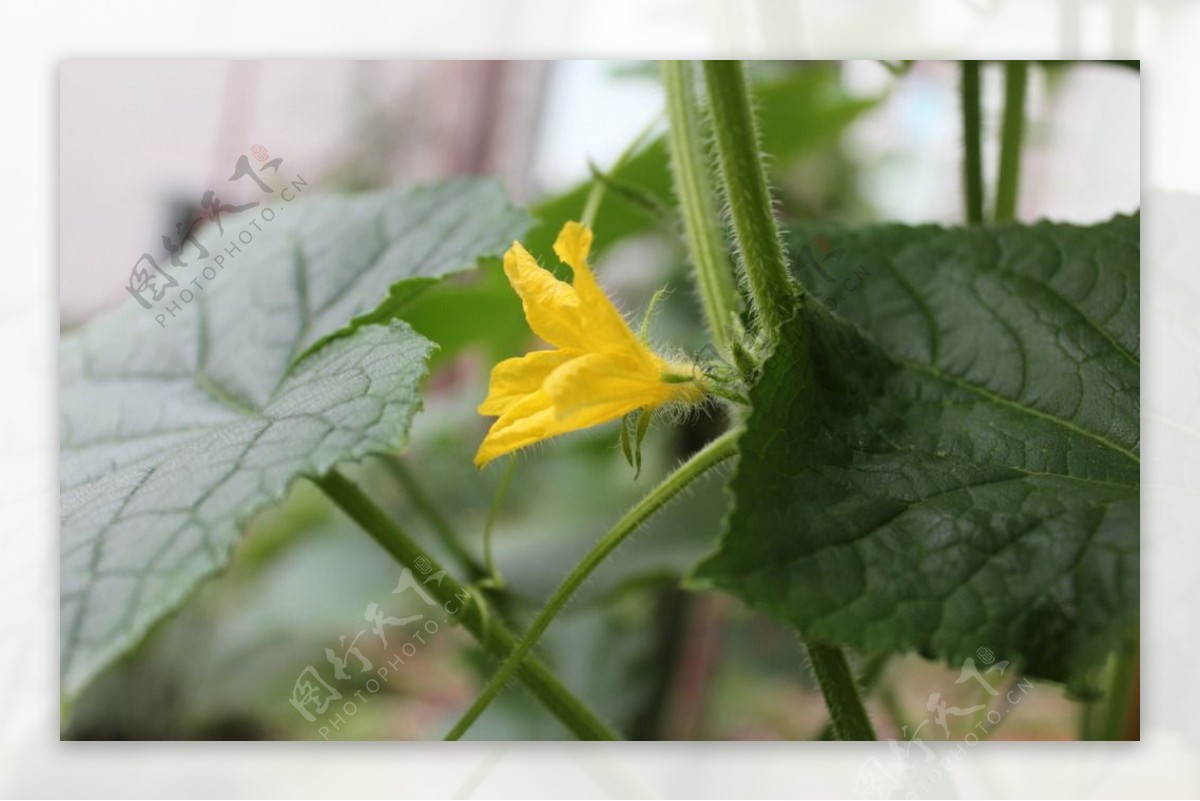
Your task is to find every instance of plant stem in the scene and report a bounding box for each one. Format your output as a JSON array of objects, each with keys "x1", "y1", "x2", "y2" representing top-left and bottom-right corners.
[
  {"x1": 701, "y1": 60, "x2": 795, "y2": 340},
  {"x1": 444, "y1": 428, "x2": 742, "y2": 740},
  {"x1": 662, "y1": 60, "x2": 740, "y2": 351},
  {"x1": 581, "y1": 113, "x2": 662, "y2": 230},
  {"x1": 701, "y1": 60, "x2": 873, "y2": 737},
  {"x1": 629, "y1": 585, "x2": 691, "y2": 740},
  {"x1": 1095, "y1": 642, "x2": 1139, "y2": 740},
  {"x1": 960, "y1": 60, "x2": 985, "y2": 224},
  {"x1": 994, "y1": 61, "x2": 1029, "y2": 222},
  {"x1": 316, "y1": 469, "x2": 619, "y2": 741},
  {"x1": 805, "y1": 641, "x2": 878, "y2": 741},
  {"x1": 480, "y1": 456, "x2": 516, "y2": 587},
  {"x1": 814, "y1": 652, "x2": 891, "y2": 740},
  {"x1": 580, "y1": 171, "x2": 606, "y2": 231},
  {"x1": 384, "y1": 456, "x2": 487, "y2": 582}
]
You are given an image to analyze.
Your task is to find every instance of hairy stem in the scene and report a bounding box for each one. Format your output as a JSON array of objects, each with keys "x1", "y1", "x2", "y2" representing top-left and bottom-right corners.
[
  {"x1": 662, "y1": 60, "x2": 740, "y2": 351},
  {"x1": 701, "y1": 61, "x2": 874, "y2": 737},
  {"x1": 815, "y1": 652, "x2": 891, "y2": 740},
  {"x1": 960, "y1": 60, "x2": 985, "y2": 224},
  {"x1": 805, "y1": 641, "x2": 878, "y2": 741},
  {"x1": 995, "y1": 61, "x2": 1028, "y2": 222},
  {"x1": 702, "y1": 60, "x2": 795, "y2": 340},
  {"x1": 316, "y1": 469, "x2": 619, "y2": 741},
  {"x1": 444, "y1": 429, "x2": 741, "y2": 740}
]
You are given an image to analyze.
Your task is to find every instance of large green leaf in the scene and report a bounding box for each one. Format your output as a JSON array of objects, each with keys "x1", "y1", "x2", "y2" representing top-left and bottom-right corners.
[
  {"x1": 400, "y1": 257, "x2": 528, "y2": 368},
  {"x1": 693, "y1": 214, "x2": 1139, "y2": 691},
  {"x1": 60, "y1": 180, "x2": 529, "y2": 699}
]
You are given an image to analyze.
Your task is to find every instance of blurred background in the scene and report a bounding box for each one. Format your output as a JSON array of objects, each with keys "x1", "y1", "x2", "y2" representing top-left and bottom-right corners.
[
  {"x1": 59, "y1": 60, "x2": 1138, "y2": 323},
  {"x1": 59, "y1": 60, "x2": 1139, "y2": 741}
]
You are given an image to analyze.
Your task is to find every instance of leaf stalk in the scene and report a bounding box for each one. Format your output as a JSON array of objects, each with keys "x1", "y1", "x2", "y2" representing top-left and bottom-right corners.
[
  {"x1": 316, "y1": 469, "x2": 619, "y2": 741},
  {"x1": 443, "y1": 428, "x2": 741, "y2": 740}
]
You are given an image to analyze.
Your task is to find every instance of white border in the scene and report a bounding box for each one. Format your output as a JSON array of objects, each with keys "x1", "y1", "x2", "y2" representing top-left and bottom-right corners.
[{"x1": 2, "y1": 0, "x2": 1192, "y2": 797}]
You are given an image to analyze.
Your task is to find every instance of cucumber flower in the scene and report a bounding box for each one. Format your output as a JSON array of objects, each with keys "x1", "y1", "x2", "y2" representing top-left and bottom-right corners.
[{"x1": 474, "y1": 221, "x2": 706, "y2": 467}]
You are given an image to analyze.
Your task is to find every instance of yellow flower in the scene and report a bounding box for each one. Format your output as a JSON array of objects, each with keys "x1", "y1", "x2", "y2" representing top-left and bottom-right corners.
[{"x1": 474, "y1": 221, "x2": 705, "y2": 467}]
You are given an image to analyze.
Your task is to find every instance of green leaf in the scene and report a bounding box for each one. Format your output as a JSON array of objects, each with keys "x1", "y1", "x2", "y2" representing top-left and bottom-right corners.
[
  {"x1": 619, "y1": 413, "x2": 636, "y2": 469},
  {"x1": 753, "y1": 67, "x2": 879, "y2": 167},
  {"x1": 60, "y1": 180, "x2": 529, "y2": 701},
  {"x1": 633, "y1": 410, "x2": 652, "y2": 480},
  {"x1": 400, "y1": 257, "x2": 529, "y2": 367},
  {"x1": 693, "y1": 214, "x2": 1139, "y2": 692}
]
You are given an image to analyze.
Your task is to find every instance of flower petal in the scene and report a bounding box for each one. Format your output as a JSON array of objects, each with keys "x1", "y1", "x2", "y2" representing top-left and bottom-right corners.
[
  {"x1": 553, "y1": 222, "x2": 650, "y2": 358},
  {"x1": 543, "y1": 351, "x2": 667, "y2": 423},
  {"x1": 552, "y1": 220, "x2": 594, "y2": 274},
  {"x1": 477, "y1": 349, "x2": 581, "y2": 417},
  {"x1": 474, "y1": 390, "x2": 566, "y2": 467},
  {"x1": 476, "y1": 223, "x2": 709, "y2": 467},
  {"x1": 503, "y1": 241, "x2": 587, "y2": 349}
]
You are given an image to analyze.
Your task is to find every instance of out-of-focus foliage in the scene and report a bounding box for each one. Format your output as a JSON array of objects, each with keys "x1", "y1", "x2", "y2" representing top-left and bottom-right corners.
[
  {"x1": 405, "y1": 64, "x2": 879, "y2": 369},
  {"x1": 59, "y1": 182, "x2": 529, "y2": 703}
]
